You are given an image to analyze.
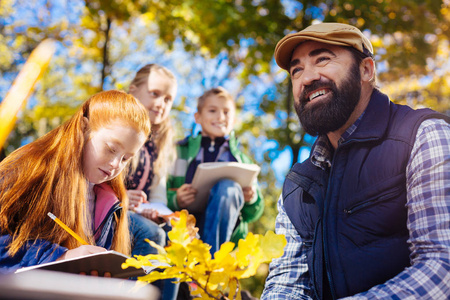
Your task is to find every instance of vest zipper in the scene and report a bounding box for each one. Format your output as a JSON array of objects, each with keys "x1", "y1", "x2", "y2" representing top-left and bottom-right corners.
[
  {"x1": 323, "y1": 136, "x2": 378, "y2": 299},
  {"x1": 323, "y1": 157, "x2": 337, "y2": 300},
  {"x1": 311, "y1": 217, "x2": 322, "y2": 300},
  {"x1": 343, "y1": 186, "x2": 403, "y2": 215}
]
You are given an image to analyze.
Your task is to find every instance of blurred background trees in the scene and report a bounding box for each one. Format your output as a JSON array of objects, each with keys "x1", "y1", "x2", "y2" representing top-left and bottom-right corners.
[{"x1": 1, "y1": 0, "x2": 449, "y2": 297}]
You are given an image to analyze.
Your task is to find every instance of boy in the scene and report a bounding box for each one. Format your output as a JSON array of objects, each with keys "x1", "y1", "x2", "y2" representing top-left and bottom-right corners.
[{"x1": 167, "y1": 87, "x2": 264, "y2": 253}]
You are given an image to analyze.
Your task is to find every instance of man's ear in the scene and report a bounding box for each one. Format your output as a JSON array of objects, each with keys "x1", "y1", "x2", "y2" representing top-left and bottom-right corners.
[
  {"x1": 360, "y1": 57, "x2": 375, "y2": 83},
  {"x1": 81, "y1": 116, "x2": 89, "y2": 133}
]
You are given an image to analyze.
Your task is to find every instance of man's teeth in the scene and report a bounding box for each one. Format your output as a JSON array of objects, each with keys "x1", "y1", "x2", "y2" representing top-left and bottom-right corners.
[{"x1": 309, "y1": 90, "x2": 327, "y2": 101}]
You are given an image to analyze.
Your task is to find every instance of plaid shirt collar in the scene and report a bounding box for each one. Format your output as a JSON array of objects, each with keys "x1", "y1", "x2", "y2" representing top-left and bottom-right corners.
[{"x1": 311, "y1": 112, "x2": 365, "y2": 170}]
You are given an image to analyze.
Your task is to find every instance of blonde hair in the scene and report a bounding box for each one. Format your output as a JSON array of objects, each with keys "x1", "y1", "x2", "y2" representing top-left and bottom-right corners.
[
  {"x1": 129, "y1": 64, "x2": 176, "y2": 179},
  {"x1": 0, "y1": 90, "x2": 150, "y2": 256},
  {"x1": 197, "y1": 87, "x2": 235, "y2": 112}
]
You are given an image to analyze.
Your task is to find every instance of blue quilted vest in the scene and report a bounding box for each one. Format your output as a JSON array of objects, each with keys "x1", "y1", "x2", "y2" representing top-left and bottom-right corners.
[{"x1": 282, "y1": 90, "x2": 449, "y2": 299}]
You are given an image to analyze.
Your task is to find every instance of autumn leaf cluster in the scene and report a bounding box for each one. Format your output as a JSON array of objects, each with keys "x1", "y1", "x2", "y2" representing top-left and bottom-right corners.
[{"x1": 122, "y1": 210, "x2": 286, "y2": 300}]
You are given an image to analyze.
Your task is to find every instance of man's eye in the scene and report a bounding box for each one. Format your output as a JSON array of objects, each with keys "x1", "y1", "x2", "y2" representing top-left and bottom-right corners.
[
  {"x1": 291, "y1": 67, "x2": 303, "y2": 78},
  {"x1": 317, "y1": 57, "x2": 330, "y2": 63}
]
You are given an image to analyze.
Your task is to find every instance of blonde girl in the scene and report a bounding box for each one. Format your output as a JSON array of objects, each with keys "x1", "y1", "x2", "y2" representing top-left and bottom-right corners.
[{"x1": 125, "y1": 64, "x2": 177, "y2": 256}]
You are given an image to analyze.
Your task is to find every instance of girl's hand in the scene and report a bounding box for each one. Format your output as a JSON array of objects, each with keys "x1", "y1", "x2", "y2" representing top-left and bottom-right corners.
[
  {"x1": 58, "y1": 245, "x2": 107, "y2": 261},
  {"x1": 176, "y1": 184, "x2": 197, "y2": 208},
  {"x1": 140, "y1": 208, "x2": 163, "y2": 224},
  {"x1": 243, "y1": 186, "x2": 255, "y2": 203},
  {"x1": 58, "y1": 245, "x2": 111, "y2": 277},
  {"x1": 127, "y1": 190, "x2": 147, "y2": 210}
]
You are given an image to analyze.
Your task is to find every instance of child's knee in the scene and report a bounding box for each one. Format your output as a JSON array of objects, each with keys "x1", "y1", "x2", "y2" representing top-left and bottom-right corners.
[
  {"x1": 213, "y1": 178, "x2": 242, "y2": 194},
  {"x1": 210, "y1": 179, "x2": 244, "y2": 208}
]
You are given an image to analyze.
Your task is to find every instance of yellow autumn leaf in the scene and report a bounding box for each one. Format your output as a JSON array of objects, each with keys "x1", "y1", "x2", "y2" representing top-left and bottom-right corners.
[
  {"x1": 165, "y1": 242, "x2": 188, "y2": 268},
  {"x1": 259, "y1": 230, "x2": 287, "y2": 262},
  {"x1": 238, "y1": 250, "x2": 264, "y2": 279},
  {"x1": 212, "y1": 241, "x2": 235, "y2": 263},
  {"x1": 145, "y1": 238, "x2": 167, "y2": 255},
  {"x1": 215, "y1": 254, "x2": 238, "y2": 275},
  {"x1": 137, "y1": 267, "x2": 183, "y2": 283},
  {"x1": 235, "y1": 232, "x2": 259, "y2": 268},
  {"x1": 168, "y1": 211, "x2": 191, "y2": 247},
  {"x1": 208, "y1": 270, "x2": 229, "y2": 291},
  {"x1": 186, "y1": 238, "x2": 212, "y2": 266}
]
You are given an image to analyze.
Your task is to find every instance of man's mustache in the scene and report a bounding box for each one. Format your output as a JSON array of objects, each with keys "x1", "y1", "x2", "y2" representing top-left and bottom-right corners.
[{"x1": 300, "y1": 80, "x2": 335, "y2": 103}]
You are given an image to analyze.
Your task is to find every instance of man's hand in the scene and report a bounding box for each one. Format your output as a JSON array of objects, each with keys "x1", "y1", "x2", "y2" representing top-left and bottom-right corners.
[{"x1": 176, "y1": 184, "x2": 197, "y2": 208}]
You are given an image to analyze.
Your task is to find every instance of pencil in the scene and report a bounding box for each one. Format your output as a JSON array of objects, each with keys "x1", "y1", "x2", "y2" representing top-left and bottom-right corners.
[{"x1": 47, "y1": 212, "x2": 89, "y2": 245}]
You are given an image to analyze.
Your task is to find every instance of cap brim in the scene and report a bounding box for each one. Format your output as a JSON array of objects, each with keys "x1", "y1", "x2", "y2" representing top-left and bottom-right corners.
[{"x1": 274, "y1": 35, "x2": 353, "y2": 71}]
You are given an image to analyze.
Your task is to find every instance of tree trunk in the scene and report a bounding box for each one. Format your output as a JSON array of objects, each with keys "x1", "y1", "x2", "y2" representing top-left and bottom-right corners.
[{"x1": 100, "y1": 17, "x2": 112, "y2": 90}]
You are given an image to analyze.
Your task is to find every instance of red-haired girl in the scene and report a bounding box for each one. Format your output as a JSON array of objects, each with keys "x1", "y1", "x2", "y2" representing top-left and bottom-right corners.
[{"x1": 0, "y1": 90, "x2": 150, "y2": 273}]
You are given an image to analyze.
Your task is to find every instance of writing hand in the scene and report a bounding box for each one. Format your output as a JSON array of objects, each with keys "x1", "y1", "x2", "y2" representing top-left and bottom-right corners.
[{"x1": 58, "y1": 245, "x2": 111, "y2": 277}]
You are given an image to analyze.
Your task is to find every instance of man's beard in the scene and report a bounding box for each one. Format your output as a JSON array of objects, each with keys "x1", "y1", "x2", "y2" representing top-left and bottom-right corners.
[{"x1": 294, "y1": 62, "x2": 361, "y2": 136}]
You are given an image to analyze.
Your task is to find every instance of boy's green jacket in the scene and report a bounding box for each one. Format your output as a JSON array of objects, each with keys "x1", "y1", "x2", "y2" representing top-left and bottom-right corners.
[{"x1": 166, "y1": 131, "x2": 264, "y2": 243}]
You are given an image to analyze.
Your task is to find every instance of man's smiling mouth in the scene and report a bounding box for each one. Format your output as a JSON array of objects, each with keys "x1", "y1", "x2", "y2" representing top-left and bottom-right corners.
[{"x1": 309, "y1": 89, "x2": 328, "y2": 101}]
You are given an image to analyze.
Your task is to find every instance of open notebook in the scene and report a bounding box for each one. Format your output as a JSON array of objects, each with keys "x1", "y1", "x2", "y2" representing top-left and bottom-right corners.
[
  {"x1": 188, "y1": 161, "x2": 260, "y2": 213},
  {"x1": 15, "y1": 250, "x2": 164, "y2": 279}
]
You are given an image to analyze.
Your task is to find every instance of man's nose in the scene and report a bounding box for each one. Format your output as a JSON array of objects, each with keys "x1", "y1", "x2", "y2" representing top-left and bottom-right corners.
[{"x1": 301, "y1": 66, "x2": 321, "y2": 86}]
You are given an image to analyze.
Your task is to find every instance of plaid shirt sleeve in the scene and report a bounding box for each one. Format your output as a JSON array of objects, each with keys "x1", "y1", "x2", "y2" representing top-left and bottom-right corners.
[
  {"x1": 343, "y1": 118, "x2": 450, "y2": 299},
  {"x1": 261, "y1": 195, "x2": 313, "y2": 300}
]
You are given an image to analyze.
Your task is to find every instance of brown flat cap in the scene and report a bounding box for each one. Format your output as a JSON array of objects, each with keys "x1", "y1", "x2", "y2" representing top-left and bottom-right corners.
[{"x1": 274, "y1": 23, "x2": 373, "y2": 70}]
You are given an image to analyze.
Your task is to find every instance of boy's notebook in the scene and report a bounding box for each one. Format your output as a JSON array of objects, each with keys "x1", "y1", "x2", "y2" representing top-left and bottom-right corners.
[
  {"x1": 189, "y1": 162, "x2": 260, "y2": 213},
  {"x1": 15, "y1": 250, "x2": 160, "y2": 279}
]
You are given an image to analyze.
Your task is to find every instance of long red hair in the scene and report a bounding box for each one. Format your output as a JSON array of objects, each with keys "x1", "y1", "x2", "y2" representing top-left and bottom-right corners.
[{"x1": 0, "y1": 90, "x2": 150, "y2": 256}]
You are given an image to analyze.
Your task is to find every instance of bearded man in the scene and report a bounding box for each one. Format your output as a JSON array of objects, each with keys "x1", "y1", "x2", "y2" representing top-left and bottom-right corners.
[{"x1": 261, "y1": 23, "x2": 450, "y2": 300}]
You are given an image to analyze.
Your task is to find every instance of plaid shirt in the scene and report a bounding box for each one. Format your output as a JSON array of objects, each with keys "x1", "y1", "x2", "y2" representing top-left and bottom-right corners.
[{"x1": 262, "y1": 118, "x2": 450, "y2": 299}]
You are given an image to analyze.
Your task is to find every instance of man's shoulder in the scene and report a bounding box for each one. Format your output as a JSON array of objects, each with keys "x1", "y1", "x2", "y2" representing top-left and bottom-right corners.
[
  {"x1": 386, "y1": 93, "x2": 448, "y2": 124},
  {"x1": 387, "y1": 104, "x2": 449, "y2": 143},
  {"x1": 417, "y1": 118, "x2": 450, "y2": 130}
]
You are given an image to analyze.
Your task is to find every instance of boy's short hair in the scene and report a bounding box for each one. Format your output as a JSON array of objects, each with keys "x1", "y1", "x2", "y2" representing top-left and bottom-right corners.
[{"x1": 197, "y1": 87, "x2": 235, "y2": 112}]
